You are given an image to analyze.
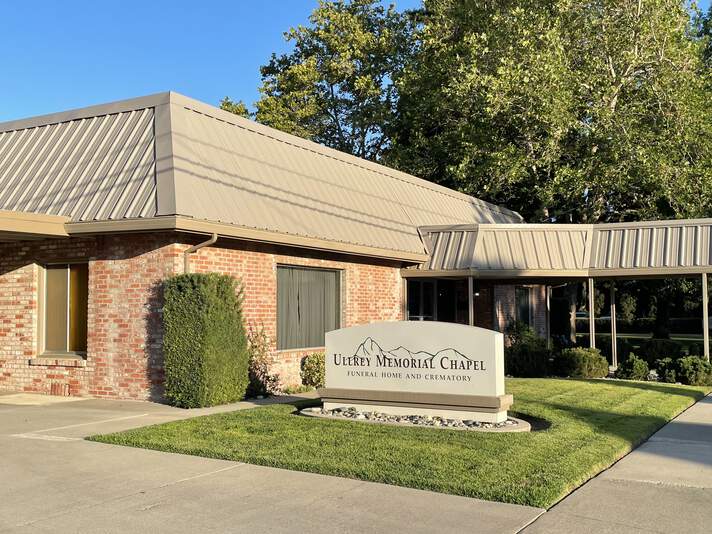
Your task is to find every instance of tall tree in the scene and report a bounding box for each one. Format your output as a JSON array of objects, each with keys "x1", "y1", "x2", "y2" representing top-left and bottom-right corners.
[
  {"x1": 219, "y1": 97, "x2": 251, "y2": 118},
  {"x1": 389, "y1": 0, "x2": 712, "y2": 222},
  {"x1": 251, "y1": 0, "x2": 416, "y2": 160}
]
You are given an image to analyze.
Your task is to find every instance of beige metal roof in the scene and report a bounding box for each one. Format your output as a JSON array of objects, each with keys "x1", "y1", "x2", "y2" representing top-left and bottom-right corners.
[
  {"x1": 411, "y1": 219, "x2": 712, "y2": 278},
  {"x1": 0, "y1": 210, "x2": 69, "y2": 242},
  {"x1": 0, "y1": 106, "x2": 156, "y2": 221},
  {"x1": 0, "y1": 92, "x2": 521, "y2": 261}
]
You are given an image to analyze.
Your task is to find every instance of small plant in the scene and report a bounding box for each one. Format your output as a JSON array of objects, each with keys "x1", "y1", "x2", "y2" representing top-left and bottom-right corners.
[
  {"x1": 246, "y1": 325, "x2": 281, "y2": 397},
  {"x1": 504, "y1": 321, "x2": 551, "y2": 377},
  {"x1": 614, "y1": 353, "x2": 649, "y2": 381},
  {"x1": 301, "y1": 352, "x2": 326, "y2": 388},
  {"x1": 554, "y1": 347, "x2": 609, "y2": 378}
]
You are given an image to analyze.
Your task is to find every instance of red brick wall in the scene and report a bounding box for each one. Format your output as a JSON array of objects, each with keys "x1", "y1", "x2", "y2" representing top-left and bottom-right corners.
[
  {"x1": 0, "y1": 233, "x2": 404, "y2": 398},
  {"x1": 0, "y1": 234, "x2": 181, "y2": 400},
  {"x1": 494, "y1": 284, "x2": 548, "y2": 339},
  {"x1": 185, "y1": 239, "x2": 404, "y2": 386}
]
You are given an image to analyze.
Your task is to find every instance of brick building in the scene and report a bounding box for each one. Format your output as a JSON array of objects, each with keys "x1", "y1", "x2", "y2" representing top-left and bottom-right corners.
[{"x1": 0, "y1": 92, "x2": 546, "y2": 399}]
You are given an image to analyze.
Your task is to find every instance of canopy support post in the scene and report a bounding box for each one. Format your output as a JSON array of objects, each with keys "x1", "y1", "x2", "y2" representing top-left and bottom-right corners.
[
  {"x1": 588, "y1": 278, "x2": 596, "y2": 349},
  {"x1": 468, "y1": 276, "x2": 475, "y2": 326},
  {"x1": 610, "y1": 283, "x2": 618, "y2": 368},
  {"x1": 703, "y1": 273, "x2": 709, "y2": 362},
  {"x1": 546, "y1": 286, "x2": 552, "y2": 350}
]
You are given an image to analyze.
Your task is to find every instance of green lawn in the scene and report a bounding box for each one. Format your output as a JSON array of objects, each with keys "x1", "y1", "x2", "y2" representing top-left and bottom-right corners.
[{"x1": 89, "y1": 379, "x2": 710, "y2": 508}]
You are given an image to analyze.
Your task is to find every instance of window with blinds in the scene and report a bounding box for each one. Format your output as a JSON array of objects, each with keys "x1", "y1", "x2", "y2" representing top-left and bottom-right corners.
[
  {"x1": 43, "y1": 264, "x2": 89, "y2": 354},
  {"x1": 277, "y1": 266, "x2": 341, "y2": 350}
]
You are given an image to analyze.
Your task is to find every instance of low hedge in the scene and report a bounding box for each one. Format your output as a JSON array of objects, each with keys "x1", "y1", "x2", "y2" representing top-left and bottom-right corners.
[
  {"x1": 614, "y1": 353, "x2": 649, "y2": 381},
  {"x1": 554, "y1": 347, "x2": 609, "y2": 378},
  {"x1": 656, "y1": 355, "x2": 712, "y2": 386},
  {"x1": 163, "y1": 273, "x2": 249, "y2": 408}
]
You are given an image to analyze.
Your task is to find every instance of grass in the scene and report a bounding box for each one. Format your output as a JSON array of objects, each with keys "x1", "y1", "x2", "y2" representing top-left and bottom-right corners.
[{"x1": 89, "y1": 378, "x2": 710, "y2": 508}]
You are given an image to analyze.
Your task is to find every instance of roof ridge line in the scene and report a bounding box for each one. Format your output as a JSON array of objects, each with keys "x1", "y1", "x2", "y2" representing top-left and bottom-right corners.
[{"x1": 167, "y1": 92, "x2": 522, "y2": 221}]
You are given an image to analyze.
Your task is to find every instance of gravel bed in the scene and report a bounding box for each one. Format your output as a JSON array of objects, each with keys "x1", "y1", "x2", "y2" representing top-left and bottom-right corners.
[{"x1": 300, "y1": 406, "x2": 524, "y2": 431}]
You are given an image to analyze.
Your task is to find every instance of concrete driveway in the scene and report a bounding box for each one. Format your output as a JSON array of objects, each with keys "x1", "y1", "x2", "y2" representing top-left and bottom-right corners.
[{"x1": 0, "y1": 393, "x2": 543, "y2": 534}]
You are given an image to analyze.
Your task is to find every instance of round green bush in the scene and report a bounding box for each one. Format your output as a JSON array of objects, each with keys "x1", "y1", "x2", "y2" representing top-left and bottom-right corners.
[
  {"x1": 614, "y1": 353, "x2": 649, "y2": 381},
  {"x1": 301, "y1": 352, "x2": 325, "y2": 388},
  {"x1": 554, "y1": 347, "x2": 609, "y2": 378},
  {"x1": 504, "y1": 322, "x2": 551, "y2": 377},
  {"x1": 655, "y1": 357, "x2": 678, "y2": 383}
]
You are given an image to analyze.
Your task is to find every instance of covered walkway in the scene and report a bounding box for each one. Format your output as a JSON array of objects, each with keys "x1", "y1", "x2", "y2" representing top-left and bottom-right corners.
[{"x1": 405, "y1": 218, "x2": 712, "y2": 364}]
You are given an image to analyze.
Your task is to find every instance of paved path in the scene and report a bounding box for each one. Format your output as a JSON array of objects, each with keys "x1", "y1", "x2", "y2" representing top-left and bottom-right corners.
[
  {"x1": 524, "y1": 394, "x2": 712, "y2": 533},
  {"x1": 0, "y1": 393, "x2": 543, "y2": 533}
]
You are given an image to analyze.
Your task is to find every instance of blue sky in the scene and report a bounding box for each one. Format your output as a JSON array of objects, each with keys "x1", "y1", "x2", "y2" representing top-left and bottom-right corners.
[
  {"x1": 0, "y1": 0, "x2": 419, "y2": 122},
  {"x1": 0, "y1": 0, "x2": 708, "y2": 123}
]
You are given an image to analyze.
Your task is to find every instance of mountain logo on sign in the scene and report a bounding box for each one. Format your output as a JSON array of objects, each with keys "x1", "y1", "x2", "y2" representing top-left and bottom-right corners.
[{"x1": 352, "y1": 337, "x2": 484, "y2": 371}]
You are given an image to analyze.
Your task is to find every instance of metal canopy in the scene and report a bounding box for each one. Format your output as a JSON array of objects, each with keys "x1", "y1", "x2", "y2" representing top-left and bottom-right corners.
[{"x1": 409, "y1": 219, "x2": 712, "y2": 279}]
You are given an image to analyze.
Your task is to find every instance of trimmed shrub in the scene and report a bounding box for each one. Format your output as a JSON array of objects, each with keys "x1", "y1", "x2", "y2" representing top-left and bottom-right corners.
[
  {"x1": 301, "y1": 352, "x2": 326, "y2": 388},
  {"x1": 655, "y1": 357, "x2": 678, "y2": 383},
  {"x1": 163, "y1": 273, "x2": 249, "y2": 408},
  {"x1": 504, "y1": 322, "x2": 551, "y2": 377},
  {"x1": 614, "y1": 353, "x2": 649, "y2": 381},
  {"x1": 675, "y1": 356, "x2": 712, "y2": 386},
  {"x1": 638, "y1": 338, "x2": 681, "y2": 366},
  {"x1": 246, "y1": 325, "x2": 280, "y2": 397},
  {"x1": 554, "y1": 347, "x2": 609, "y2": 378}
]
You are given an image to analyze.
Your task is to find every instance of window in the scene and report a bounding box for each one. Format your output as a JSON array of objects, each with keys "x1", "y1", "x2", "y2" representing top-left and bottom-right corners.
[
  {"x1": 277, "y1": 266, "x2": 340, "y2": 350},
  {"x1": 515, "y1": 286, "x2": 532, "y2": 327},
  {"x1": 42, "y1": 264, "x2": 88, "y2": 354}
]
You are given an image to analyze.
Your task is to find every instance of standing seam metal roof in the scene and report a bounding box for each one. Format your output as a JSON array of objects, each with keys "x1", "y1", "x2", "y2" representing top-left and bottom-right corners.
[
  {"x1": 0, "y1": 92, "x2": 522, "y2": 257},
  {"x1": 416, "y1": 219, "x2": 712, "y2": 276}
]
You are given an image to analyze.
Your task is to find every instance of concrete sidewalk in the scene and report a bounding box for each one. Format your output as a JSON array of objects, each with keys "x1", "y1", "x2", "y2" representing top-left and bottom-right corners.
[
  {"x1": 524, "y1": 394, "x2": 712, "y2": 533},
  {"x1": 0, "y1": 393, "x2": 543, "y2": 534}
]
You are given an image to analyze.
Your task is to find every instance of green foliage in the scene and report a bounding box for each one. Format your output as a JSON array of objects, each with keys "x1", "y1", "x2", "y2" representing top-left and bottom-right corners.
[
  {"x1": 614, "y1": 353, "x2": 649, "y2": 381},
  {"x1": 655, "y1": 358, "x2": 679, "y2": 383},
  {"x1": 639, "y1": 338, "x2": 682, "y2": 366},
  {"x1": 246, "y1": 325, "x2": 281, "y2": 397},
  {"x1": 670, "y1": 355, "x2": 712, "y2": 386},
  {"x1": 245, "y1": 0, "x2": 416, "y2": 161},
  {"x1": 504, "y1": 321, "x2": 551, "y2": 377},
  {"x1": 301, "y1": 352, "x2": 326, "y2": 388},
  {"x1": 554, "y1": 347, "x2": 609, "y2": 378},
  {"x1": 220, "y1": 97, "x2": 251, "y2": 118},
  {"x1": 654, "y1": 355, "x2": 712, "y2": 386},
  {"x1": 390, "y1": 0, "x2": 712, "y2": 222},
  {"x1": 163, "y1": 274, "x2": 249, "y2": 408}
]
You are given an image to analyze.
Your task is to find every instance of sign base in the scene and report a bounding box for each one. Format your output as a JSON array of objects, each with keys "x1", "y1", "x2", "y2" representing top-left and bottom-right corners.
[{"x1": 319, "y1": 388, "x2": 513, "y2": 424}]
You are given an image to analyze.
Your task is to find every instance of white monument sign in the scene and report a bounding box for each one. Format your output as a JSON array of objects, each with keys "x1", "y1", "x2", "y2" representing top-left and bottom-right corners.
[{"x1": 319, "y1": 321, "x2": 512, "y2": 423}]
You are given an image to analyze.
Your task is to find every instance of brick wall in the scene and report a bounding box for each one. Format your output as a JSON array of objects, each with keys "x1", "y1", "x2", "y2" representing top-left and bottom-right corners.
[
  {"x1": 494, "y1": 284, "x2": 548, "y2": 339},
  {"x1": 185, "y1": 238, "x2": 404, "y2": 386},
  {"x1": 0, "y1": 234, "x2": 181, "y2": 400},
  {"x1": 0, "y1": 233, "x2": 404, "y2": 398}
]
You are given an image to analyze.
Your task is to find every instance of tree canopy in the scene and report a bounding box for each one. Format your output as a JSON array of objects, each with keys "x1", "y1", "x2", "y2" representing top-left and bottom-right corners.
[
  {"x1": 222, "y1": 0, "x2": 712, "y2": 223},
  {"x1": 390, "y1": 0, "x2": 712, "y2": 222},
  {"x1": 253, "y1": 0, "x2": 415, "y2": 161}
]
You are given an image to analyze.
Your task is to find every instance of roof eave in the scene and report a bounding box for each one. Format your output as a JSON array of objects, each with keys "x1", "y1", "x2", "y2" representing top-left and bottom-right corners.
[{"x1": 65, "y1": 216, "x2": 427, "y2": 264}]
